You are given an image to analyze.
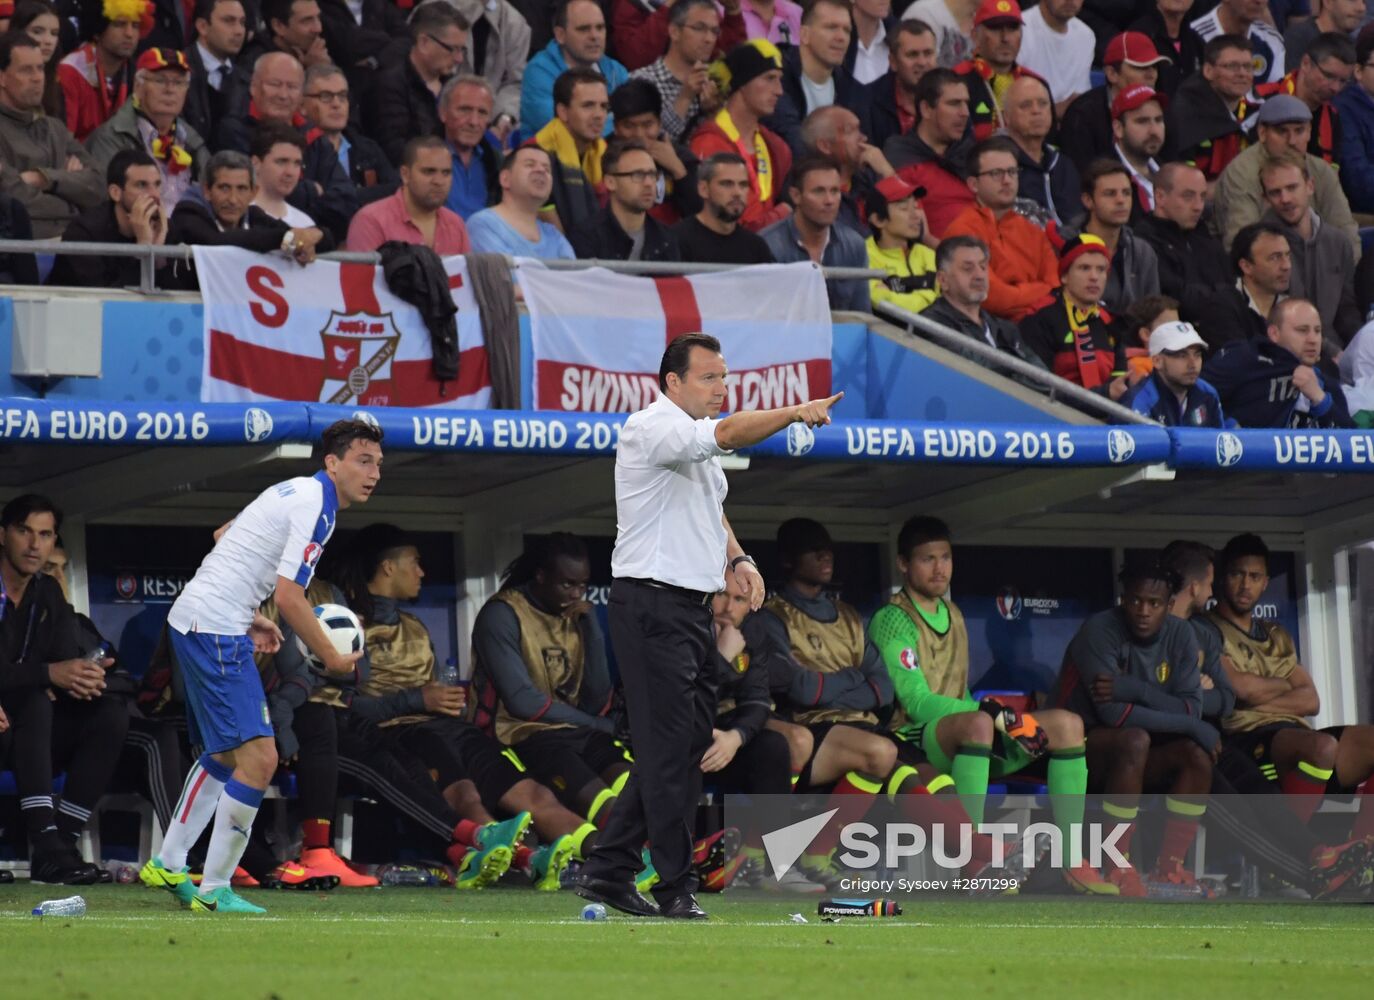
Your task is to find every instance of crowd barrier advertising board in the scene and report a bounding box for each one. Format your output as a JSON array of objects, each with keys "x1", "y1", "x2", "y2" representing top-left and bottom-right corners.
[{"x1": 5, "y1": 399, "x2": 1374, "y2": 474}]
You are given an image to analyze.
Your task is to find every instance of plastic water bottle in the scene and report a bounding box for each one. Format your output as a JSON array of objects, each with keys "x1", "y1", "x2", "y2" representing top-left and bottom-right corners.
[
  {"x1": 435, "y1": 658, "x2": 460, "y2": 687},
  {"x1": 377, "y1": 863, "x2": 438, "y2": 887},
  {"x1": 32, "y1": 895, "x2": 86, "y2": 917},
  {"x1": 580, "y1": 902, "x2": 607, "y2": 921}
]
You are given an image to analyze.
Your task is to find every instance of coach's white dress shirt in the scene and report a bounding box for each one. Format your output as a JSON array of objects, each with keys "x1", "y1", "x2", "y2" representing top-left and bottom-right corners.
[{"x1": 610, "y1": 395, "x2": 732, "y2": 593}]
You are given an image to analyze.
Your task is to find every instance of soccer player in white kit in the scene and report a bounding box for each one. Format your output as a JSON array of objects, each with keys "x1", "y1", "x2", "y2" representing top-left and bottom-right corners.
[{"x1": 140, "y1": 419, "x2": 382, "y2": 914}]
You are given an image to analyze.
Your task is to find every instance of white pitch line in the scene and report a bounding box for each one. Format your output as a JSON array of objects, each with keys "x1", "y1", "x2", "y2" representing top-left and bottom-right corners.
[{"x1": 0, "y1": 913, "x2": 1364, "y2": 932}]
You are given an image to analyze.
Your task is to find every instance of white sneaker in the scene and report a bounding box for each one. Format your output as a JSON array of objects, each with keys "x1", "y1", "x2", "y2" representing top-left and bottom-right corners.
[{"x1": 765, "y1": 866, "x2": 827, "y2": 894}]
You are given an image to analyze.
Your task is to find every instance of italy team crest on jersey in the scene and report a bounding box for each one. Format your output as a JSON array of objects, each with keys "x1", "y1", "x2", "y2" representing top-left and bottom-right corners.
[{"x1": 319, "y1": 311, "x2": 403, "y2": 406}]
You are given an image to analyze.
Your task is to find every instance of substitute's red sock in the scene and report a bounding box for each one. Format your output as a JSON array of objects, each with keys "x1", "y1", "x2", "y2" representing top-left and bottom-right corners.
[
  {"x1": 1281, "y1": 761, "x2": 1333, "y2": 824},
  {"x1": 452, "y1": 819, "x2": 481, "y2": 847},
  {"x1": 1156, "y1": 797, "x2": 1207, "y2": 869},
  {"x1": 1352, "y1": 777, "x2": 1374, "y2": 841},
  {"x1": 302, "y1": 817, "x2": 332, "y2": 851},
  {"x1": 806, "y1": 772, "x2": 880, "y2": 857}
]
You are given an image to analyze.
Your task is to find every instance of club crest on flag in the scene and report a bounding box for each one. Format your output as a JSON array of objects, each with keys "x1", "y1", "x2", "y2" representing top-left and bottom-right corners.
[{"x1": 319, "y1": 311, "x2": 402, "y2": 405}]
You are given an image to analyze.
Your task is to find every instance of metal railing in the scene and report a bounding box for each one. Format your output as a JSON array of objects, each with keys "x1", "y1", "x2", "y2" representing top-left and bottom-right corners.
[
  {"x1": 0, "y1": 237, "x2": 1144, "y2": 424},
  {"x1": 874, "y1": 301, "x2": 1156, "y2": 426},
  {"x1": 0, "y1": 239, "x2": 886, "y2": 294}
]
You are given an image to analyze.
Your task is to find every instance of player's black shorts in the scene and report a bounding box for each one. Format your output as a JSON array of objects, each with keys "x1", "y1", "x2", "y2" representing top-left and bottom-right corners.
[
  {"x1": 391, "y1": 717, "x2": 525, "y2": 808},
  {"x1": 797, "y1": 720, "x2": 925, "y2": 790},
  {"x1": 1225, "y1": 722, "x2": 1356, "y2": 792},
  {"x1": 511, "y1": 727, "x2": 632, "y2": 805}
]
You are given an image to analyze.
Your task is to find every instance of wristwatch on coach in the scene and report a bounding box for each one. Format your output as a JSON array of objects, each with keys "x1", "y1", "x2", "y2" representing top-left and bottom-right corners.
[{"x1": 730, "y1": 554, "x2": 756, "y2": 571}]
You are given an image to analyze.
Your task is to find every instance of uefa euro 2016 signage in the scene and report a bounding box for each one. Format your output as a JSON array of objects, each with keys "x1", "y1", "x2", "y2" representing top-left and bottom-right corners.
[{"x1": 3, "y1": 399, "x2": 1374, "y2": 474}]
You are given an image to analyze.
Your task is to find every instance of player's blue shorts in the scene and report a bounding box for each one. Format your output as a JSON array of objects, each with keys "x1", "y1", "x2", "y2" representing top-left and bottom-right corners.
[{"x1": 168, "y1": 627, "x2": 274, "y2": 753}]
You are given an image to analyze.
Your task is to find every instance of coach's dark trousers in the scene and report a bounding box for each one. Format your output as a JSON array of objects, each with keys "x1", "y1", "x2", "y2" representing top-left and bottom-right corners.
[{"x1": 581, "y1": 578, "x2": 717, "y2": 902}]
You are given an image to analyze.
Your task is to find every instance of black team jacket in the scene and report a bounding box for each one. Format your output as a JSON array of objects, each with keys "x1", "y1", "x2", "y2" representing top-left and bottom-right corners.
[{"x1": 1204, "y1": 337, "x2": 1354, "y2": 428}]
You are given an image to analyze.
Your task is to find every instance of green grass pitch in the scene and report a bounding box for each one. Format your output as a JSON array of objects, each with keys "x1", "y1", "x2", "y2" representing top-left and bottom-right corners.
[{"x1": 2, "y1": 884, "x2": 1371, "y2": 999}]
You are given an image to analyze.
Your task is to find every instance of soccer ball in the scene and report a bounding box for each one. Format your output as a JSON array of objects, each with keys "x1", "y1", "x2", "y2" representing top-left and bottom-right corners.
[{"x1": 296, "y1": 603, "x2": 363, "y2": 665}]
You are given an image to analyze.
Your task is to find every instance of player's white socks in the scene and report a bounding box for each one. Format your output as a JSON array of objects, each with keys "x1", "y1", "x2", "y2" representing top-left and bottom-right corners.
[
  {"x1": 200, "y1": 779, "x2": 265, "y2": 893},
  {"x1": 159, "y1": 754, "x2": 232, "y2": 871}
]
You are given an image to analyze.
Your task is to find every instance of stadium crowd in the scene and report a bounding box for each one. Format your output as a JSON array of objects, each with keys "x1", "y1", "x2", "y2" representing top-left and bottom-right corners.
[
  {"x1": 2, "y1": 472, "x2": 1373, "y2": 900},
  {"x1": 1, "y1": 0, "x2": 1374, "y2": 425}
]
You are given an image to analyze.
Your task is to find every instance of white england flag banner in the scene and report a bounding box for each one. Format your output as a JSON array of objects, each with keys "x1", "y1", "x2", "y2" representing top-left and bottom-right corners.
[
  {"x1": 519, "y1": 261, "x2": 832, "y2": 412},
  {"x1": 196, "y1": 246, "x2": 490, "y2": 407}
]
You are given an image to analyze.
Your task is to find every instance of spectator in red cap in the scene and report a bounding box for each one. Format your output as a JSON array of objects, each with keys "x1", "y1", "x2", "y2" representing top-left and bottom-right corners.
[
  {"x1": 1190, "y1": 0, "x2": 1285, "y2": 86},
  {"x1": 1019, "y1": 232, "x2": 1124, "y2": 391},
  {"x1": 943, "y1": 135, "x2": 1059, "y2": 320},
  {"x1": 883, "y1": 67, "x2": 975, "y2": 237},
  {"x1": 865, "y1": 173, "x2": 939, "y2": 313},
  {"x1": 1254, "y1": 32, "x2": 1355, "y2": 167},
  {"x1": 1018, "y1": 0, "x2": 1095, "y2": 112},
  {"x1": 689, "y1": 39, "x2": 792, "y2": 231},
  {"x1": 1059, "y1": 31, "x2": 1170, "y2": 175},
  {"x1": 1128, "y1": 0, "x2": 1204, "y2": 97},
  {"x1": 58, "y1": 0, "x2": 146, "y2": 141},
  {"x1": 1166, "y1": 34, "x2": 1259, "y2": 185},
  {"x1": 86, "y1": 48, "x2": 208, "y2": 217},
  {"x1": 951, "y1": 0, "x2": 1041, "y2": 141},
  {"x1": 1110, "y1": 84, "x2": 1166, "y2": 222}
]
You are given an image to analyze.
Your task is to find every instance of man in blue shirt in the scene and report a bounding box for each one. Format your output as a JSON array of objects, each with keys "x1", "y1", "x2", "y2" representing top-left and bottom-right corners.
[
  {"x1": 468, "y1": 147, "x2": 575, "y2": 259},
  {"x1": 1122, "y1": 320, "x2": 1229, "y2": 427},
  {"x1": 520, "y1": 0, "x2": 626, "y2": 134},
  {"x1": 760, "y1": 155, "x2": 870, "y2": 311},
  {"x1": 439, "y1": 74, "x2": 501, "y2": 220}
]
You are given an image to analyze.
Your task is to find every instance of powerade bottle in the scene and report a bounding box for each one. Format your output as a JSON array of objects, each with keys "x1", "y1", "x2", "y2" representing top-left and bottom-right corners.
[{"x1": 817, "y1": 898, "x2": 902, "y2": 918}]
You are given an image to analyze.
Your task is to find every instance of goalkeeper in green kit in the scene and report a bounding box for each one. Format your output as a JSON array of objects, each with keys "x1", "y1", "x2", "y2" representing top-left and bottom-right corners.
[{"x1": 869, "y1": 516, "x2": 1117, "y2": 895}]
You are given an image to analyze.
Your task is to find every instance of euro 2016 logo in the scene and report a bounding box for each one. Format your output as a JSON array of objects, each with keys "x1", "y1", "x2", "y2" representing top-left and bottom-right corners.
[
  {"x1": 243, "y1": 407, "x2": 274, "y2": 443},
  {"x1": 786, "y1": 423, "x2": 815, "y2": 457},
  {"x1": 995, "y1": 586, "x2": 1023, "y2": 621},
  {"x1": 1106, "y1": 429, "x2": 1136, "y2": 464},
  {"x1": 1216, "y1": 432, "x2": 1244, "y2": 467}
]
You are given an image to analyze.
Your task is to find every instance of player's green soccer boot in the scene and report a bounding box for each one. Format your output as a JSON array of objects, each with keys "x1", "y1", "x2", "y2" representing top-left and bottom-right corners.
[
  {"x1": 530, "y1": 834, "x2": 577, "y2": 891},
  {"x1": 139, "y1": 857, "x2": 196, "y2": 907},
  {"x1": 190, "y1": 886, "x2": 267, "y2": 914},
  {"x1": 635, "y1": 847, "x2": 659, "y2": 893},
  {"x1": 476, "y1": 811, "x2": 532, "y2": 854}
]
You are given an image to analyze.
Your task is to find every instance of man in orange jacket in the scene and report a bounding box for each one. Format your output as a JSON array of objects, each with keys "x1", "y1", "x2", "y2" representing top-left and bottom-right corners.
[
  {"x1": 942, "y1": 135, "x2": 1058, "y2": 321},
  {"x1": 689, "y1": 39, "x2": 792, "y2": 232}
]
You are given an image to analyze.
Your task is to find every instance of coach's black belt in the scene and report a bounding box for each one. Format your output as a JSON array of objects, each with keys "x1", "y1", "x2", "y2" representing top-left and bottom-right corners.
[{"x1": 623, "y1": 578, "x2": 717, "y2": 606}]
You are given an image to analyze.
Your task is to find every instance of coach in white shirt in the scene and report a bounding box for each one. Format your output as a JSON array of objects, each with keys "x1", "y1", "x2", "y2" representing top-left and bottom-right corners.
[{"x1": 574, "y1": 332, "x2": 842, "y2": 920}]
